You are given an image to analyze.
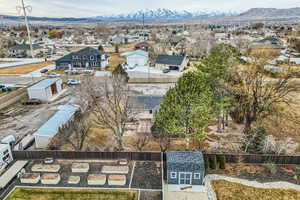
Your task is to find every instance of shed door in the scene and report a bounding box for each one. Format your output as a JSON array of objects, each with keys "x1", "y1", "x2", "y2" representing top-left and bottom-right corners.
[
  {"x1": 178, "y1": 172, "x2": 192, "y2": 185},
  {"x1": 50, "y1": 83, "x2": 58, "y2": 95}
]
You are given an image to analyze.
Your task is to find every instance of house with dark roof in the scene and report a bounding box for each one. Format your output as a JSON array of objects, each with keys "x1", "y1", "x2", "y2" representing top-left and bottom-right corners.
[
  {"x1": 9, "y1": 43, "x2": 42, "y2": 58},
  {"x1": 155, "y1": 54, "x2": 188, "y2": 72},
  {"x1": 55, "y1": 47, "x2": 108, "y2": 69},
  {"x1": 166, "y1": 151, "x2": 205, "y2": 192},
  {"x1": 252, "y1": 37, "x2": 284, "y2": 49}
]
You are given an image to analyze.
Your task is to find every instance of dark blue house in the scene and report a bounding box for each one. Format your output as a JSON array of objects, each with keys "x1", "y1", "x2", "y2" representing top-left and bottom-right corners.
[
  {"x1": 55, "y1": 47, "x2": 108, "y2": 69},
  {"x1": 166, "y1": 151, "x2": 205, "y2": 192}
]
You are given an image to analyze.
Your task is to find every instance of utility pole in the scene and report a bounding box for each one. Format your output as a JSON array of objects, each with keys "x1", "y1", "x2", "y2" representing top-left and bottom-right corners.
[{"x1": 17, "y1": 0, "x2": 34, "y2": 58}]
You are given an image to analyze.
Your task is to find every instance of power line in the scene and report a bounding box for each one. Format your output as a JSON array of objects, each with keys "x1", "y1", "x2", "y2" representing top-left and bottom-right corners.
[{"x1": 17, "y1": 0, "x2": 34, "y2": 58}]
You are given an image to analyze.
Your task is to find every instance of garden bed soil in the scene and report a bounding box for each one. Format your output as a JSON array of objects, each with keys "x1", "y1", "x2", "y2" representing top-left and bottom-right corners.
[
  {"x1": 20, "y1": 173, "x2": 40, "y2": 184},
  {"x1": 71, "y1": 163, "x2": 89, "y2": 173},
  {"x1": 108, "y1": 175, "x2": 126, "y2": 186},
  {"x1": 102, "y1": 166, "x2": 129, "y2": 174},
  {"x1": 32, "y1": 164, "x2": 60, "y2": 172},
  {"x1": 88, "y1": 174, "x2": 107, "y2": 185},
  {"x1": 68, "y1": 176, "x2": 80, "y2": 184},
  {"x1": 41, "y1": 173, "x2": 61, "y2": 185},
  {"x1": 131, "y1": 161, "x2": 162, "y2": 190},
  {"x1": 207, "y1": 163, "x2": 300, "y2": 185}
]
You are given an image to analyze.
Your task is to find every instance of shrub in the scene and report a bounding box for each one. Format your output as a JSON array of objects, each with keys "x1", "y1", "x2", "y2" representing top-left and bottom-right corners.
[
  {"x1": 210, "y1": 155, "x2": 218, "y2": 170},
  {"x1": 218, "y1": 155, "x2": 227, "y2": 170},
  {"x1": 264, "y1": 163, "x2": 277, "y2": 175},
  {"x1": 204, "y1": 155, "x2": 209, "y2": 169},
  {"x1": 242, "y1": 127, "x2": 268, "y2": 154}
]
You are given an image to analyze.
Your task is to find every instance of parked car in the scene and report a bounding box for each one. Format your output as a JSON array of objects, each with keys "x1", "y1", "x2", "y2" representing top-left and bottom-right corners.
[
  {"x1": 67, "y1": 79, "x2": 81, "y2": 85},
  {"x1": 47, "y1": 73, "x2": 61, "y2": 78},
  {"x1": 163, "y1": 68, "x2": 171, "y2": 73},
  {"x1": 1, "y1": 86, "x2": 12, "y2": 92},
  {"x1": 40, "y1": 69, "x2": 48, "y2": 73},
  {"x1": 22, "y1": 98, "x2": 42, "y2": 105}
]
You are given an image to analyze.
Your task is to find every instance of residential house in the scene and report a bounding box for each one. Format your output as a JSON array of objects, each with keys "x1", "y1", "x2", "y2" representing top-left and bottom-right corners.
[
  {"x1": 9, "y1": 43, "x2": 42, "y2": 58},
  {"x1": 166, "y1": 151, "x2": 205, "y2": 192},
  {"x1": 155, "y1": 54, "x2": 188, "y2": 71},
  {"x1": 135, "y1": 42, "x2": 151, "y2": 52},
  {"x1": 111, "y1": 35, "x2": 126, "y2": 45},
  {"x1": 251, "y1": 37, "x2": 284, "y2": 49},
  {"x1": 121, "y1": 50, "x2": 149, "y2": 69},
  {"x1": 55, "y1": 47, "x2": 108, "y2": 69}
]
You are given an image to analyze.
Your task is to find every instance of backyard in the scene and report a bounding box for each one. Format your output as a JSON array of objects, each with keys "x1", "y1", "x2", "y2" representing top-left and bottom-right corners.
[
  {"x1": 6, "y1": 188, "x2": 138, "y2": 200},
  {"x1": 212, "y1": 180, "x2": 300, "y2": 200}
]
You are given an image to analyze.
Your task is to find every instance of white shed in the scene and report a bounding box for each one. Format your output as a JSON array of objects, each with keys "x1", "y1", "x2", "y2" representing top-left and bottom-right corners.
[
  {"x1": 34, "y1": 104, "x2": 80, "y2": 148},
  {"x1": 27, "y1": 78, "x2": 63, "y2": 101},
  {"x1": 121, "y1": 50, "x2": 149, "y2": 69}
]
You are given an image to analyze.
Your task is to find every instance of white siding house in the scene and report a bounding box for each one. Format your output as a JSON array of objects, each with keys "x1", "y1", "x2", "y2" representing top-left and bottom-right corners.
[
  {"x1": 27, "y1": 78, "x2": 63, "y2": 101},
  {"x1": 121, "y1": 50, "x2": 149, "y2": 69}
]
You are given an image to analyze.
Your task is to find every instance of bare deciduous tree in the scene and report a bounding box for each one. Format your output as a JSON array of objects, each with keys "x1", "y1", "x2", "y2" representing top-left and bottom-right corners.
[{"x1": 75, "y1": 74, "x2": 131, "y2": 151}]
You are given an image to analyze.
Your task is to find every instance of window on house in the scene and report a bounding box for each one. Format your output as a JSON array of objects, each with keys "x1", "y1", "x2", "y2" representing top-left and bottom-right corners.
[
  {"x1": 194, "y1": 173, "x2": 201, "y2": 179},
  {"x1": 170, "y1": 172, "x2": 177, "y2": 179}
]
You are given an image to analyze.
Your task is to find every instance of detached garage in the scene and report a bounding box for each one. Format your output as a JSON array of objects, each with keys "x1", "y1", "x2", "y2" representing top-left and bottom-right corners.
[{"x1": 27, "y1": 78, "x2": 63, "y2": 101}]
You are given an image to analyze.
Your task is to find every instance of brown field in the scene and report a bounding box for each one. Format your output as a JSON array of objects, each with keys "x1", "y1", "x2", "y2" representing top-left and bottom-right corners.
[
  {"x1": 107, "y1": 53, "x2": 126, "y2": 71},
  {"x1": 212, "y1": 180, "x2": 300, "y2": 200},
  {"x1": 0, "y1": 61, "x2": 53, "y2": 75}
]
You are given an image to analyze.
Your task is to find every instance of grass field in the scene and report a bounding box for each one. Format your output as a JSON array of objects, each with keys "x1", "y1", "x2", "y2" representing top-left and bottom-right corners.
[
  {"x1": 212, "y1": 180, "x2": 300, "y2": 200},
  {"x1": 0, "y1": 61, "x2": 53, "y2": 75},
  {"x1": 6, "y1": 188, "x2": 137, "y2": 200}
]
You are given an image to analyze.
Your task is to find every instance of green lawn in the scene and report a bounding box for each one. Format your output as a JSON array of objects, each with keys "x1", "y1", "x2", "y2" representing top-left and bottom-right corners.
[{"x1": 6, "y1": 188, "x2": 138, "y2": 200}]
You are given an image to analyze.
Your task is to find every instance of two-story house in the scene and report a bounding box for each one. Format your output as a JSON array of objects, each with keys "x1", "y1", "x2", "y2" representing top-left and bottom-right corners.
[{"x1": 55, "y1": 47, "x2": 108, "y2": 69}]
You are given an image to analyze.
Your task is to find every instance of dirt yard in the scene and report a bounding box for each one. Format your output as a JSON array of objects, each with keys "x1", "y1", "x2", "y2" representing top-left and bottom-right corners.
[
  {"x1": 0, "y1": 61, "x2": 53, "y2": 75},
  {"x1": 212, "y1": 180, "x2": 300, "y2": 200}
]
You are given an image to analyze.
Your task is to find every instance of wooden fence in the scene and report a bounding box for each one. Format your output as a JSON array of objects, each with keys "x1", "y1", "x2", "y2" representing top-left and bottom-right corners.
[
  {"x1": 13, "y1": 151, "x2": 162, "y2": 161},
  {"x1": 204, "y1": 153, "x2": 300, "y2": 165},
  {"x1": 12, "y1": 151, "x2": 300, "y2": 165}
]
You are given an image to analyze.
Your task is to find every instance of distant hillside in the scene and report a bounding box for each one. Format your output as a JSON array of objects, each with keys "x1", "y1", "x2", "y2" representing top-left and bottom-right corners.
[{"x1": 239, "y1": 7, "x2": 300, "y2": 19}]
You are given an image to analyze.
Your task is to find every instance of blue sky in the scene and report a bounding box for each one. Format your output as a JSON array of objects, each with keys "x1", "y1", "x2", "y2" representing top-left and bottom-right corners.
[{"x1": 0, "y1": 0, "x2": 300, "y2": 17}]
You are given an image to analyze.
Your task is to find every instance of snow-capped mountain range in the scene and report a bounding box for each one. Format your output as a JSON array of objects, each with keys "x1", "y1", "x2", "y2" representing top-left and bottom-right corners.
[
  {"x1": 0, "y1": 8, "x2": 239, "y2": 23},
  {"x1": 92, "y1": 8, "x2": 239, "y2": 21}
]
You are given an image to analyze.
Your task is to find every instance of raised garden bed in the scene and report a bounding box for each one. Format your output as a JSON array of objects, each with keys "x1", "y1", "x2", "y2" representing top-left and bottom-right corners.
[
  {"x1": 87, "y1": 174, "x2": 107, "y2": 185},
  {"x1": 20, "y1": 173, "x2": 40, "y2": 184},
  {"x1": 68, "y1": 176, "x2": 80, "y2": 184},
  {"x1": 41, "y1": 173, "x2": 61, "y2": 185},
  {"x1": 32, "y1": 164, "x2": 60, "y2": 173},
  {"x1": 102, "y1": 166, "x2": 129, "y2": 174},
  {"x1": 108, "y1": 175, "x2": 126, "y2": 186},
  {"x1": 71, "y1": 163, "x2": 89, "y2": 173}
]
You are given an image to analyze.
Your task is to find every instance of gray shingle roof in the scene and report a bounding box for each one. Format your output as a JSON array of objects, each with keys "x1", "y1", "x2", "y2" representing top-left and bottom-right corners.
[
  {"x1": 56, "y1": 47, "x2": 104, "y2": 62},
  {"x1": 11, "y1": 43, "x2": 42, "y2": 50},
  {"x1": 155, "y1": 55, "x2": 185, "y2": 66},
  {"x1": 167, "y1": 152, "x2": 204, "y2": 164},
  {"x1": 128, "y1": 95, "x2": 163, "y2": 110}
]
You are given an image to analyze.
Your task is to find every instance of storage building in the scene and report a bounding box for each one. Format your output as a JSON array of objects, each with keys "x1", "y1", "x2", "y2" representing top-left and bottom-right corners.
[{"x1": 27, "y1": 78, "x2": 63, "y2": 101}]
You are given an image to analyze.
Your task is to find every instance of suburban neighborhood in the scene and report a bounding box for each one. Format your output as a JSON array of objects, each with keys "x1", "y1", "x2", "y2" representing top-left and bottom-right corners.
[{"x1": 1, "y1": 1, "x2": 300, "y2": 200}]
